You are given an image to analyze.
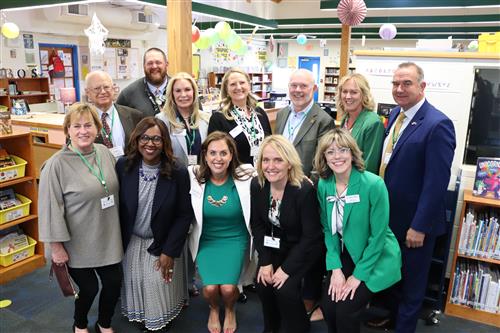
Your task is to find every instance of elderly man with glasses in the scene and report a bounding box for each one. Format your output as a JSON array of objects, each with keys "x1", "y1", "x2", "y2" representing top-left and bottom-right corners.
[{"x1": 85, "y1": 70, "x2": 143, "y2": 158}]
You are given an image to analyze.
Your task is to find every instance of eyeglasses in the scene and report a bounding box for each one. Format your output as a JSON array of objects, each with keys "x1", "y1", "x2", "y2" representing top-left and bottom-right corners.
[
  {"x1": 90, "y1": 85, "x2": 113, "y2": 94},
  {"x1": 139, "y1": 135, "x2": 163, "y2": 145},
  {"x1": 324, "y1": 147, "x2": 351, "y2": 157}
]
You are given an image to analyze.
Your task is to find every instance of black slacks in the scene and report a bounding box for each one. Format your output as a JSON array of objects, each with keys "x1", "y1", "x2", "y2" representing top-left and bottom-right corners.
[
  {"x1": 68, "y1": 263, "x2": 122, "y2": 329},
  {"x1": 256, "y1": 246, "x2": 317, "y2": 333},
  {"x1": 321, "y1": 249, "x2": 373, "y2": 333}
]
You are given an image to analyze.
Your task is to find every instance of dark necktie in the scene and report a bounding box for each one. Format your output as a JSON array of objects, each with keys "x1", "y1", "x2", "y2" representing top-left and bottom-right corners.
[{"x1": 100, "y1": 112, "x2": 113, "y2": 148}]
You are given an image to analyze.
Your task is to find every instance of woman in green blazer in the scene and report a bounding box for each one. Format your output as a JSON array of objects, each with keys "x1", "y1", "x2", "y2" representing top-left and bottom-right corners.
[
  {"x1": 313, "y1": 128, "x2": 401, "y2": 333},
  {"x1": 338, "y1": 73, "x2": 385, "y2": 174}
]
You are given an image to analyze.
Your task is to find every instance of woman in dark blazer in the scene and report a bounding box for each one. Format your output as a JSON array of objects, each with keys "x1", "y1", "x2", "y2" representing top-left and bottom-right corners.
[
  {"x1": 313, "y1": 128, "x2": 401, "y2": 333},
  {"x1": 116, "y1": 117, "x2": 193, "y2": 331},
  {"x1": 251, "y1": 135, "x2": 323, "y2": 333},
  {"x1": 208, "y1": 67, "x2": 272, "y2": 166}
]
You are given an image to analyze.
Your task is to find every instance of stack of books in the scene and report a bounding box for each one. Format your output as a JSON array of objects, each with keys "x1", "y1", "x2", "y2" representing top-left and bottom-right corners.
[
  {"x1": 449, "y1": 260, "x2": 499, "y2": 313},
  {"x1": 458, "y1": 210, "x2": 500, "y2": 260}
]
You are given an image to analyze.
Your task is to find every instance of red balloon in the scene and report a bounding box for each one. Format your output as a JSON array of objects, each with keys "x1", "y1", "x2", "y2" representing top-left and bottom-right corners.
[{"x1": 192, "y1": 26, "x2": 200, "y2": 43}]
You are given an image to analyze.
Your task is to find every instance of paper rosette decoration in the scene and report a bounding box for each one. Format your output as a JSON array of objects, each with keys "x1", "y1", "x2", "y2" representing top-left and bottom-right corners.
[
  {"x1": 337, "y1": 0, "x2": 367, "y2": 26},
  {"x1": 379, "y1": 24, "x2": 397, "y2": 40}
]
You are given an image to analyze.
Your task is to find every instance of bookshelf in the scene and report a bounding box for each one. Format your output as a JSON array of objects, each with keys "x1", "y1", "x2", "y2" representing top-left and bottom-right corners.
[
  {"x1": 445, "y1": 189, "x2": 500, "y2": 327},
  {"x1": 0, "y1": 78, "x2": 51, "y2": 109},
  {"x1": 0, "y1": 131, "x2": 45, "y2": 284},
  {"x1": 207, "y1": 72, "x2": 273, "y2": 100},
  {"x1": 323, "y1": 66, "x2": 355, "y2": 102}
]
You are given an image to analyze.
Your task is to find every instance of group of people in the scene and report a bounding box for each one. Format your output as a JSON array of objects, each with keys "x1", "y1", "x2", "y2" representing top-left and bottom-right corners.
[{"x1": 38, "y1": 46, "x2": 456, "y2": 333}]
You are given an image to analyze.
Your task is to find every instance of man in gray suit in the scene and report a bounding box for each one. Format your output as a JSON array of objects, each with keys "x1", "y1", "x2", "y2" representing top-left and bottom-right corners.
[
  {"x1": 116, "y1": 47, "x2": 169, "y2": 117},
  {"x1": 275, "y1": 69, "x2": 334, "y2": 176},
  {"x1": 85, "y1": 70, "x2": 143, "y2": 158}
]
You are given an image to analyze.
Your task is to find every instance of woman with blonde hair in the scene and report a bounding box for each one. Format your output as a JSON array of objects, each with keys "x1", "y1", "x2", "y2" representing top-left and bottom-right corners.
[
  {"x1": 39, "y1": 103, "x2": 123, "y2": 333},
  {"x1": 336, "y1": 73, "x2": 384, "y2": 174},
  {"x1": 208, "y1": 67, "x2": 272, "y2": 165},
  {"x1": 251, "y1": 135, "x2": 323, "y2": 333},
  {"x1": 314, "y1": 128, "x2": 401, "y2": 333},
  {"x1": 157, "y1": 71, "x2": 210, "y2": 166}
]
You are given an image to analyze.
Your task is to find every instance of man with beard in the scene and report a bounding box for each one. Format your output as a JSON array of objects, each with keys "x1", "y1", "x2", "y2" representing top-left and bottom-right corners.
[
  {"x1": 274, "y1": 68, "x2": 334, "y2": 322},
  {"x1": 117, "y1": 47, "x2": 169, "y2": 117}
]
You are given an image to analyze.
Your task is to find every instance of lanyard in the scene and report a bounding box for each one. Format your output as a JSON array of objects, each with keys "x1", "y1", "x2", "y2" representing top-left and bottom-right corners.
[
  {"x1": 185, "y1": 128, "x2": 196, "y2": 154},
  {"x1": 144, "y1": 79, "x2": 165, "y2": 114},
  {"x1": 70, "y1": 145, "x2": 109, "y2": 194},
  {"x1": 268, "y1": 193, "x2": 281, "y2": 236},
  {"x1": 101, "y1": 109, "x2": 115, "y2": 141}
]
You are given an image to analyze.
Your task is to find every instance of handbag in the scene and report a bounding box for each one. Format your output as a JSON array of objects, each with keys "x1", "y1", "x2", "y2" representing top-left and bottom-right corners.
[{"x1": 49, "y1": 261, "x2": 79, "y2": 299}]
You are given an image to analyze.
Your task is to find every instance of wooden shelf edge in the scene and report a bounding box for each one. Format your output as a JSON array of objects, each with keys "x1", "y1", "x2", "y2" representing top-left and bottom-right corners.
[
  {"x1": 0, "y1": 214, "x2": 38, "y2": 230},
  {"x1": 0, "y1": 254, "x2": 46, "y2": 284},
  {"x1": 457, "y1": 253, "x2": 500, "y2": 265},
  {"x1": 0, "y1": 176, "x2": 36, "y2": 188},
  {"x1": 463, "y1": 189, "x2": 500, "y2": 208},
  {"x1": 445, "y1": 303, "x2": 500, "y2": 327}
]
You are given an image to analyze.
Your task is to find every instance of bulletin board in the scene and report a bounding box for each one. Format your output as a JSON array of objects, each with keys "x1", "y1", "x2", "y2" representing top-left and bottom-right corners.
[{"x1": 90, "y1": 47, "x2": 140, "y2": 80}]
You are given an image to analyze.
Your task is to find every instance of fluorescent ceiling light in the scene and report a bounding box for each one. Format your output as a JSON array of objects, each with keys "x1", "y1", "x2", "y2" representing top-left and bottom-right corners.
[{"x1": 1, "y1": 0, "x2": 107, "y2": 12}]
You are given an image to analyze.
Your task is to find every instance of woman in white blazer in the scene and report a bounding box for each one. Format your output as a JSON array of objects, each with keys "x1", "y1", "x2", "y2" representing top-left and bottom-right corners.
[
  {"x1": 156, "y1": 72, "x2": 210, "y2": 167},
  {"x1": 188, "y1": 131, "x2": 254, "y2": 333}
]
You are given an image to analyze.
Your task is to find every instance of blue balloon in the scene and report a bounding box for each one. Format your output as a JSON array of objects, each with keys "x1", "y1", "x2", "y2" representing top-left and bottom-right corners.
[{"x1": 297, "y1": 34, "x2": 307, "y2": 45}]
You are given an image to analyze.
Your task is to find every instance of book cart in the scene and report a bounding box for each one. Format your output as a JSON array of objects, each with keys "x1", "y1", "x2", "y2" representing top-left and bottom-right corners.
[
  {"x1": 0, "y1": 131, "x2": 45, "y2": 284},
  {"x1": 445, "y1": 189, "x2": 500, "y2": 327}
]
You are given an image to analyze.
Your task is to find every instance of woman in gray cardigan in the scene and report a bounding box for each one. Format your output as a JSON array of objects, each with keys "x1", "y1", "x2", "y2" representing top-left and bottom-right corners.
[{"x1": 39, "y1": 103, "x2": 123, "y2": 333}]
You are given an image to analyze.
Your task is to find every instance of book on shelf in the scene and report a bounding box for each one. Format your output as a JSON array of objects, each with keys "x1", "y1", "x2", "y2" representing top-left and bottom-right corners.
[
  {"x1": 458, "y1": 208, "x2": 499, "y2": 259},
  {"x1": 0, "y1": 231, "x2": 29, "y2": 254},
  {"x1": 450, "y1": 259, "x2": 500, "y2": 313},
  {"x1": 472, "y1": 157, "x2": 500, "y2": 199}
]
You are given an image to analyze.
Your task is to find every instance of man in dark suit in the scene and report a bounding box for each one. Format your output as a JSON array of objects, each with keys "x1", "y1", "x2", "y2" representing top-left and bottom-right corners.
[
  {"x1": 275, "y1": 69, "x2": 334, "y2": 177},
  {"x1": 116, "y1": 47, "x2": 169, "y2": 117},
  {"x1": 275, "y1": 69, "x2": 334, "y2": 320},
  {"x1": 378, "y1": 62, "x2": 456, "y2": 333},
  {"x1": 85, "y1": 70, "x2": 143, "y2": 158}
]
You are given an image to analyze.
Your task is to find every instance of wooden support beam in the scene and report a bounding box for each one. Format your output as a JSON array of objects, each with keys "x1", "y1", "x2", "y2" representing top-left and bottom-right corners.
[
  {"x1": 338, "y1": 23, "x2": 351, "y2": 121},
  {"x1": 167, "y1": 0, "x2": 192, "y2": 76}
]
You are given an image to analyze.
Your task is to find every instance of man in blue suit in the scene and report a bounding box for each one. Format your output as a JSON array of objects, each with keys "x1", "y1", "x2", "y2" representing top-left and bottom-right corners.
[{"x1": 377, "y1": 62, "x2": 456, "y2": 333}]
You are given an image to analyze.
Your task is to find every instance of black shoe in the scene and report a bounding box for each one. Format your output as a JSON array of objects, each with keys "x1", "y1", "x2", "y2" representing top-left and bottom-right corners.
[
  {"x1": 237, "y1": 292, "x2": 248, "y2": 303},
  {"x1": 243, "y1": 283, "x2": 257, "y2": 293}
]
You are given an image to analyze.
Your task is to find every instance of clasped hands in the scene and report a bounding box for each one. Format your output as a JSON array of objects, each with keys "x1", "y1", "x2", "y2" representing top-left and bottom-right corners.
[
  {"x1": 328, "y1": 269, "x2": 361, "y2": 302},
  {"x1": 257, "y1": 264, "x2": 289, "y2": 289}
]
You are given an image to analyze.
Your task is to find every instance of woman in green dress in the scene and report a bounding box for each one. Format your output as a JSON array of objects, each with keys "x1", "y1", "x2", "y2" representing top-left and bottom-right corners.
[
  {"x1": 188, "y1": 131, "x2": 254, "y2": 333},
  {"x1": 337, "y1": 73, "x2": 385, "y2": 174}
]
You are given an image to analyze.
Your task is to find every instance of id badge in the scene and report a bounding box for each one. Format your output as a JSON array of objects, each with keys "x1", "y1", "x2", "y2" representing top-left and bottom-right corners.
[
  {"x1": 264, "y1": 235, "x2": 280, "y2": 249},
  {"x1": 101, "y1": 194, "x2": 115, "y2": 210},
  {"x1": 345, "y1": 194, "x2": 360, "y2": 204},
  {"x1": 188, "y1": 155, "x2": 197, "y2": 165},
  {"x1": 109, "y1": 146, "x2": 125, "y2": 158},
  {"x1": 383, "y1": 152, "x2": 392, "y2": 164},
  {"x1": 250, "y1": 145, "x2": 260, "y2": 157},
  {"x1": 229, "y1": 125, "x2": 243, "y2": 138}
]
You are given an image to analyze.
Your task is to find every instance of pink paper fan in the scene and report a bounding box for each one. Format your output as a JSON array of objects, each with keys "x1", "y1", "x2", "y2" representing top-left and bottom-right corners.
[{"x1": 337, "y1": 0, "x2": 367, "y2": 26}]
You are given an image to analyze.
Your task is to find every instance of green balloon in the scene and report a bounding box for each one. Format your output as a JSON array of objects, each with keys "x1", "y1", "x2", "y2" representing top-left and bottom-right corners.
[
  {"x1": 195, "y1": 34, "x2": 211, "y2": 49},
  {"x1": 215, "y1": 21, "x2": 232, "y2": 40},
  {"x1": 224, "y1": 30, "x2": 238, "y2": 45},
  {"x1": 235, "y1": 43, "x2": 248, "y2": 56},
  {"x1": 205, "y1": 28, "x2": 220, "y2": 45},
  {"x1": 229, "y1": 36, "x2": 243, "y2": 51}
]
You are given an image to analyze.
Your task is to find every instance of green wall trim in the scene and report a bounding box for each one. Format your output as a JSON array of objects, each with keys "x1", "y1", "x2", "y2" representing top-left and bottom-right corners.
[
  {"x1": 276, "y1": 15, "x2": 500, "y2": 25},
  {"x1": 267, "y1": 34, "x2": 481, "y2": 40},
  {"x1": 320, "y1": 0, "x2": 500, "y2": 9}
]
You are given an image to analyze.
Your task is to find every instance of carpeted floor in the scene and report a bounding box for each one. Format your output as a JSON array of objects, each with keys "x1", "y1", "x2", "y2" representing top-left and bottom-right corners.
[{"x1": 0, "y1": 263, "x2": 497, "y2": 333}]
